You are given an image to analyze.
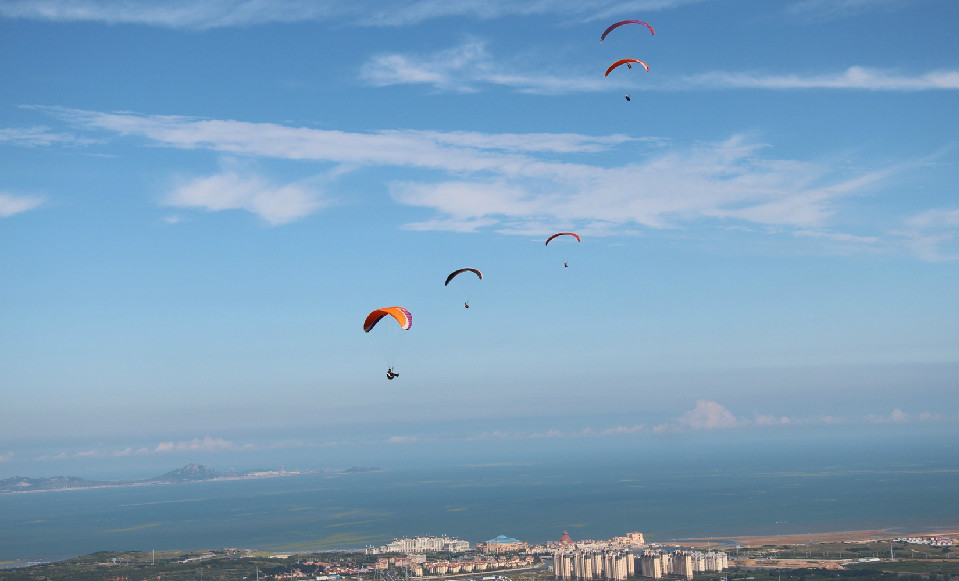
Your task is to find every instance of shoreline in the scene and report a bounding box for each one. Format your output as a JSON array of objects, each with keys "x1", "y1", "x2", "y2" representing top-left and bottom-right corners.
[{"x1": 2, "y1": 528, "x2": 955, "y2": 569}]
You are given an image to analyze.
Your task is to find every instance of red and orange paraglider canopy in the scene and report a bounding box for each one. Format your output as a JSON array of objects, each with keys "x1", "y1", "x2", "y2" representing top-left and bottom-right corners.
[{"x1": 363, "y1": 307, "x2": 412, "y2": 333}]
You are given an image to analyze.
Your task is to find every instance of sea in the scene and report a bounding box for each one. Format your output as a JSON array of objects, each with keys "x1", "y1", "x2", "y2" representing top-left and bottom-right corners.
[{"x1": 1, "y1": 432, "x2": 956, "y2": 566}]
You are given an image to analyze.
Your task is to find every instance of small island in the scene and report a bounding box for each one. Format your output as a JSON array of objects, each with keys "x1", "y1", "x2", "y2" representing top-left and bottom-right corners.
[{"x1": 0, "y1": 463, "x2": 383, "y2": 494}]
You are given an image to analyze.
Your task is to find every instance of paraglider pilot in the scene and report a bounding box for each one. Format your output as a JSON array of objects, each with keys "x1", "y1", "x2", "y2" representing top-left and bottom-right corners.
[
  {"x1": 386, "y1": 367, "x2": 399, "y2": 380},
  {"x1": 464, "y1": 301, "x2": 470, "y2": 309}
]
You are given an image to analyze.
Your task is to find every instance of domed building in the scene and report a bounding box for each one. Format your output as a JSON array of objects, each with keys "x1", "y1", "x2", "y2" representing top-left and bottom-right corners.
[
  {"x1": 559, "y1": 531, "x2": 574, "y2": 545},
  {"x1": 479, "y1": 534, "x2": 528, "y2": 554}
]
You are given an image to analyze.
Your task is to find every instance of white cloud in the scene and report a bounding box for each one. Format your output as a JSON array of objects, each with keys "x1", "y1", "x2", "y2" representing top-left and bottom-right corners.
[
  {"x1": 153, "y1": 436, "x2": 245, "y2": 453},
  {"x1": 787, "y1": 0, "x2": 907, "y2": 19},
  {"x1": 0, "y1": 125, "x2": 94, "y2": 146},
  {"x1": 599, "y1": 425, "x2": 646, "y2": 435},
  {"x1": 361, "y1": 41, "x2": 607, "y2": 95},
  {"x1": 0, "y1": 451, "x2": 14, "y2": 462},
  {"x1": 166, "y1": 170, "x2": 328, "y2": 225},
  {"x1": 42, "y1": 107, "x2": 923, "y2": 244},
  {"x1": 680, "y1": 67, "x2": 959, "y2": 92},
  {"x1": 0, "y1": 193, "x2": 45, "y2": 217},
  {"x1": 867, "y1": 408, "x2": 912, "y2": 424},
  {"x1": 890, "y1": 208, "x2": 959, "y2": 262},
  {"x1": 754, "y1": 414, "x2": 791, "y2": 427},
  {"x1": 793, "y1": 229, "x2": 879, "y2": 244},
  {"x1": 387, "y1": 435, "x2": 426, "y2": 444},
  {"x1": 653, "y1": 400, "x2": 743, "y2": 434},
  {"x1": 361, "y1": 42, "x2": 957, "y2": 94},
  {"x1": 0, "y1": 0, "x2": 707, "y2": 29}
]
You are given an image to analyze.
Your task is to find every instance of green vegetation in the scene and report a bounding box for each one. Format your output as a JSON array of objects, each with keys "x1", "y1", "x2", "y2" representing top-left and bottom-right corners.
[
  {"x1": 0, "y1": 549, "x2": 306, "y2": 581},
  {"x1": 721, "y1": 539, "x2": 958, "y2": 562},
  {"x1": 710, "y1": 569, "x2": 939, "y2": 580}
]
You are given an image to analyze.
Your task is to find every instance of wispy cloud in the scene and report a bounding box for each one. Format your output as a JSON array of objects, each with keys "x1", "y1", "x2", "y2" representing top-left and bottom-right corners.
[
  {"x1": 0, "y1": 0, "x2": 707, "y2": 29},
  {"x1": 0, "y1": 451, "x2": 14, "y2": 463},
  {"x1": 154, "y1": 436, "x2": 249, "y2": 453},
  {"x1": 890, "y1": 208, "x2": 959, "y2": 262},
  {"x1": 651, "y1": 401, "x2": 950, "y2": 434},
  {"x1": 37, "y1": 106, "x2": 936, "y2": 254},
  {"x1": 679, "y1": 67, "x2": 959, "y2": 91},
  {"x1": 787, "y1": 0, "x2": 908, "y2": 20},
  {"x1": 361, "y1": 40, "x2": 607, "y2": 95},
  {"x1": 0, "y1": 192, "x2": 45, "y2": 217},
  {"x1": 866, "y1": 408, "x2": 949, "y2": 425},
  {"x1": 165, "y1": 168, "x2": 330, "y2": 225},
  {"x1": 0, "y1": 125, "x2": 95, "y2": 147},
  {"x1": 361, "y1": 42, "x2": 957, "y2": 94}
]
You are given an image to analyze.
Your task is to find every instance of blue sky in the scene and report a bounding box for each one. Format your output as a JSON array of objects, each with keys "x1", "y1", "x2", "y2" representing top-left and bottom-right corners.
[{"x1": 1, "y1": 0, "x2": 957, "y2": 479}]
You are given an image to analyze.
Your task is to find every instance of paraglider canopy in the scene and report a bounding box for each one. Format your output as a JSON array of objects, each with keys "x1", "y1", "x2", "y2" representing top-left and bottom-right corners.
[
  {"x1": 545, "y1": 232, "x2": 581, "y2": 246},
  {"x1": 444, "y1": 268, "x2": 483, "y2": 286},
  {"x1": 605, "y1": 59, "x2": 649, "y2": 77},
  {"x1": 600, "y1": 20, "x2": 655, "y2": 42},
  {"x1": 363, "y1": 307, "x2": 412, "y2": 332}
]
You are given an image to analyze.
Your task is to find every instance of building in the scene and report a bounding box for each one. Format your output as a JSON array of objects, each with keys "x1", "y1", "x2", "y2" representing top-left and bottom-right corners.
[
  {"x1": 479, "y1": 535, "x2": 529, "y2": 554},
  {"x1": 612, "y1": 532, "x2": 645, "y2": 547}
]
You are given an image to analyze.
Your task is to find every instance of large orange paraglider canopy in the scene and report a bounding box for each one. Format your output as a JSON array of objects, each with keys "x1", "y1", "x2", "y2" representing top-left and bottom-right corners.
[{"x1": 363, "y1": 307, "x2": 412, "y2": 332}]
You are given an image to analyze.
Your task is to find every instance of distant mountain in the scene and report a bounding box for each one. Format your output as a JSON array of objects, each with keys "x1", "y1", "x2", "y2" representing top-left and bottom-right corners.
[
  {"x1": 0, "y1": 463, "x2": 367, "y2": 493},
  {"x1": 147, "y1": 462, "x2": 221, "y2": 482},
  {"x1": 0, "y1": 475, "x2": 111, "y2": 493},
  {"x1": 340, "y1": 466, "x2": 383, "y2": 473},
  {"x1": 0, "y1": 463, "x2": 222, "y2": 493}
]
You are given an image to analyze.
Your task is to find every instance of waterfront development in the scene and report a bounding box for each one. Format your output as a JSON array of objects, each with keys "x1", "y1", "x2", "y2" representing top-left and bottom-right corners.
[{"x1": 1, "y1": 530, "x2": 957, "y2": 580}]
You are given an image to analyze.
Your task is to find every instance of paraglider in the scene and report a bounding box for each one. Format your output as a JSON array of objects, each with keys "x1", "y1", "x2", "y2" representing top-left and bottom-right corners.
[
  {"x1": 546, "y1": 232, "x2": 581, "y2": 268},
  {"x1": 625, "y1": 94, "x2": 631, "y2": 101},
  {"x1": 445, "y1": 267, "x2": 483, "y2": 308},
  {"x1": 364, "y1": 307, "x2": 412, "y2": 380},
  {"x1": 605, "y1": 59, "x2": 649, "y2": 77},
  {"x1": 600, "y1": 20, "x2": 655, "y2": 42}
]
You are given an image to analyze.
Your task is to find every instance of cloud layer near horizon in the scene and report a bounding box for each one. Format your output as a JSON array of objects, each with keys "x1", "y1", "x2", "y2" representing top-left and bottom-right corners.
[{"x1": 7, "y1": 401, "x2": 950, "y2": 467}]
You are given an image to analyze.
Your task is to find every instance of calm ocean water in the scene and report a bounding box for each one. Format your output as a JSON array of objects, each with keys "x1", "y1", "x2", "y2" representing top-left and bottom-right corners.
[{"x1": 2, "y1": 436, "x2": 956, "y2": 565}]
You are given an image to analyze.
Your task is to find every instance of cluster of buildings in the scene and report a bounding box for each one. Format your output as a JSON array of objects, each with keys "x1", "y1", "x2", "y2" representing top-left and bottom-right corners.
[
  {"x1": 550, "y1": 530, "x2": 727, "y2": 581},
  {"x1": 552, "y1": 548, "x2": 727, "y2": 581},
  {"x1": 635, "y1": 550, "x2": 728, "y2": 580},
  {"x1": 893, "y1": 536, "x2": 954, "y2": 547},
  {"x1": 366, "y1": 534, "x2": 533, "y2": 556},
  {"x1": 364, "y1": 532, "x2": 728, "y2": 580},
  {"x1": 366, "y1": 536, "x2": 472, "y2": 555},
  {"x1": 374, "y1": 554, "x2": 536, "y2": 577}
]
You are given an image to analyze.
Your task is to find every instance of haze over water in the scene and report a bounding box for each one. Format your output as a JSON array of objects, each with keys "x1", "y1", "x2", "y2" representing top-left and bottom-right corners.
[{"x1": 3, "y1": 430, "x2": 955, "y2": 566}]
